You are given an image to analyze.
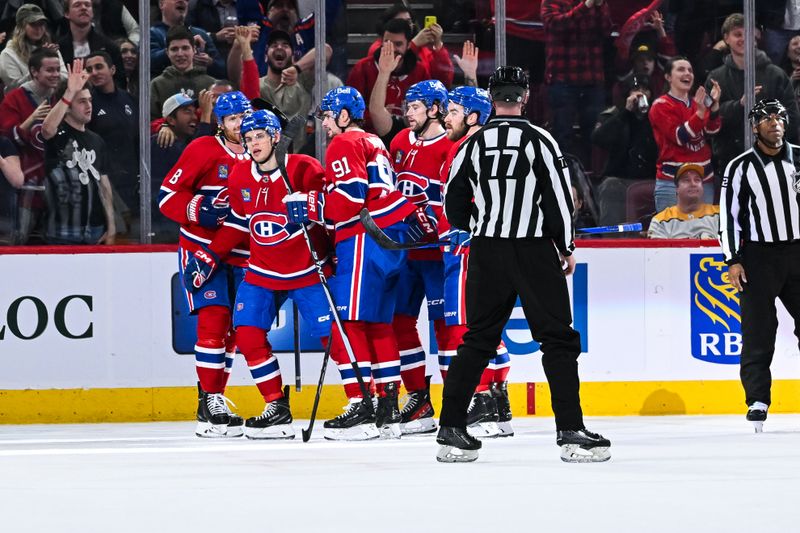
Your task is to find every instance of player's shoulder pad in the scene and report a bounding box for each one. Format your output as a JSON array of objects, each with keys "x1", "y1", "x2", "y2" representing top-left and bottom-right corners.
[{"x1": 288, "y1": 153, "x2": 324, "y2": 171}]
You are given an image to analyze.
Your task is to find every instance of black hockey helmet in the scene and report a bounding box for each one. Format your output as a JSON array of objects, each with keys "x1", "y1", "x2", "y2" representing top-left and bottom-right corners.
[
  {"x1": 488, "y1": 66, "x2": 529, "y2": 103},
  {"x1": 749, "y1": 98, "x2": 789, "y2": 126}
]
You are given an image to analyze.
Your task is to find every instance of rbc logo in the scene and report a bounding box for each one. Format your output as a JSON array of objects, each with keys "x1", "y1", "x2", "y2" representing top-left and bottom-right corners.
[
  {"x1": 251, "y1": 213, "x2": 291, "y2": 246},
  {"x1": 690, "y1": 254, "x2": 741, "y2": 364}
]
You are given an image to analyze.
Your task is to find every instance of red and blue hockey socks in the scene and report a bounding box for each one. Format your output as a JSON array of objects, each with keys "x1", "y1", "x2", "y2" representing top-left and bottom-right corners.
[
  {"x1": 394, "y1": 314, "x2": 427, "y2": 393},
  {"x1": 236, "y1": 326, "x2": 283, "y2": 403},
  {"x1": 195, "y1": 306, "x2": 231, "y2": 394}
]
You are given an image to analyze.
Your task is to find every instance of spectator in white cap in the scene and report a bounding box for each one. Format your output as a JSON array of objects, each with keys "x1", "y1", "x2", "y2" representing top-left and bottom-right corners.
[{"x1": 150, "y1": 92, "x2": 199, "y2": 242}]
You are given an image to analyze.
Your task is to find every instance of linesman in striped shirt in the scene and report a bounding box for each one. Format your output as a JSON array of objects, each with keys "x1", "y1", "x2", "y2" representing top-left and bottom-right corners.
[
  {"x1": 434, "y1": 66, "x2": 610, "y2": 463},
  {"x1": 720, "y1": 98, "x2": 800, "y2": 432}
]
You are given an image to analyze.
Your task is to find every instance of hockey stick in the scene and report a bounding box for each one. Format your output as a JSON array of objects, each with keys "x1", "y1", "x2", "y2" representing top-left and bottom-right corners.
[
  {"x1": 301, "y1": 338, "x2": 332, "y2": 442},
  {"x1": 274, "y1": 116, "x2": 374, "y2": 413},
  {"x1": 292, "y1": 301, "x2": 301, "y2": 392},
  {"x1": 576, "y1": 223, "x2": 643, "y2": 234},
  {"x1": 359, "y1": 208, "x2": 450, "y2": 250}
]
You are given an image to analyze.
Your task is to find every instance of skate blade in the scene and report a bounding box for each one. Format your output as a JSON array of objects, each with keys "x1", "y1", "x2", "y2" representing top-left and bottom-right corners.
[
  {"x1": 752, "y1": 421, "x2": 764, "y2": 433},
  {"x1": 195, "y1": 421, "x2": 230, "y2": 438},
  {"x1": 400, "y1": 417, "x2": 438, "y2": 435},
  {"x1": 244, "y1": 424, "x2": 295, "y2": 440},
  {"x1": 323, "y1": 423, "x2": 380, "y2": 441},
  {"x1": 378, "y1": 422, "x2": 402, "y2": 439},
  {"x1": 467, "y1": 421, "x2": 501, "y2": 438},
  {"x1": 496, "y1": 421, "x2": 514, "y2": 438},
  {"x1": 560, "y1": 444, "x2": 611, "y2": 463},
  {"x1": 226, "y1": 425, "x2": 244, "y2": 438},
  {"x1": 436, "y1": 445, "x2": 479, "y2": 463}
]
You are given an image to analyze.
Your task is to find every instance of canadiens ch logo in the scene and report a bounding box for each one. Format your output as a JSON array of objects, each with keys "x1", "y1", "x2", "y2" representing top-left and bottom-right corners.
[
  {"x1": 218, "y1": 164, "x2": 229, "y2": 179},
  {"x1": 397, "y1": 171, "x2": 430, "y2": 205},
  {"x1": 251, "y1": 212, "x2": 294, "y2": 246}
]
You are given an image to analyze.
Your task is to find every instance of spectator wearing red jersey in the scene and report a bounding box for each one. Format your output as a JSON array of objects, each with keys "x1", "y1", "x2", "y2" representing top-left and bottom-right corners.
[
  {"x1": 541, "y1": 0, "x2": 614, "y2": 161},
  {"x1": 366, "y1": 3, "x2": 454, "y2": 89},
  {"x1": 347, "y1": 18, "x2": 430, "y2": 132},
  {"x1": 0, "y1": 47, "x2": 60, "y2": 244},
  {"x1": 649, "y1": 56, "x2": 721, "y2": 212}
]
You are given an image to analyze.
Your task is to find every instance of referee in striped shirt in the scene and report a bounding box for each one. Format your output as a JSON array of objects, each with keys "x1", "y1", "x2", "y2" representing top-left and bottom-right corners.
[
  {"x1": 720, "y1": 98, "x2": 800, "y2": 431},
  {"x1": 434, "y1": 66, "x2": 610, "y2": 463}
]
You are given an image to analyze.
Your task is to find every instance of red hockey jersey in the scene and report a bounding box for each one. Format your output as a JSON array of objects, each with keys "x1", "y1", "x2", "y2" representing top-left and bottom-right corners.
[
  {"x1": 209, "y1": 155, "x2": 333, "y2": 290},
  {"x1": 158, "y1": 135, "x2": 251, "y2": 267},
  {"x1": 649, "y1": 93, "x2": 721, "y2": 183},
  {"x1": 439, "y1": 134, "x2": 471, "y2": 235},
  {"x1": 323, "y1": 129, "x2": 416, "y2": 243},
  {"x1": 390, "y1": 127, "x2": 453, "y2": 260}
]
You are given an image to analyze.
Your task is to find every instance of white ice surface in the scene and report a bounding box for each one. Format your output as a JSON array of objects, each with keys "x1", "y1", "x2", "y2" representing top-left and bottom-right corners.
[{"x1": 0, "y1": 416, "x2": 798, "y2": 533}]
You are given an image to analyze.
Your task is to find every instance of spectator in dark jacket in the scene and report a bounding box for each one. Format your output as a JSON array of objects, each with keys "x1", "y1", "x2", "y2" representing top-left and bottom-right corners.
[
  {"x1": 190, "y1": 0, "x2": 238, "y2": 61},
  {"x1": 592, "y1": 74, "x2": 658, "y2": 225},
  {"x1": 58, "y1": 0, "x2": 126, "y2": 88},
  {"x1": 705, "y1": 13, "x2": 800, "y2": 172}
]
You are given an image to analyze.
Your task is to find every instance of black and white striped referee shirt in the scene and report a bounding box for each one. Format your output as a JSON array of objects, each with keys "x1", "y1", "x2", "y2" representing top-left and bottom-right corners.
[
  {"x1": 720, "y1": 142, "x2": 800, "y2": 264},
  {"x1": 444, "y1": 115, "x2": 575, "y2": 255}
]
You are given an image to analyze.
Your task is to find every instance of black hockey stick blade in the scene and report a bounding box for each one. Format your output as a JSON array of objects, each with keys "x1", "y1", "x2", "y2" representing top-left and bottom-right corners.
[
  {"x1": 275, "y1": 115, "x2": 307, "y2": 157},
  {"x1": 359, "y1": 208, "x2": 449, "y2": 250}
]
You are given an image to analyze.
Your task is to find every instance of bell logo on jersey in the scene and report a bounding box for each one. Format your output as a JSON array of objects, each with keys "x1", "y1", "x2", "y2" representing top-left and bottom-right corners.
[
  {"x1": 397, "y1": 172, "x2": 430, "y2": 206},
  {"x1": 689, "y1": 254, "x2": 741, "y2": 364},
  {"x1": 250, "y1": 212, "x2": 293, "y2": 246}
]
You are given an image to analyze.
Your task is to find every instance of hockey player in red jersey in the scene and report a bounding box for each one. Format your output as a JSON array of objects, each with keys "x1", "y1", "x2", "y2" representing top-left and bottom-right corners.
[
  {"x1": 285, "y1": 86, "x2": 437, "y2": 440},
  {"x1": 387, "y1": 80, "x2": 454, "y2": 435},
  {"x1": 159, "y1": 91, "x2": 251, "y2": 438},
  {"x1": 187, "y1": 110, "x2": 333, "y2": 439},
  {"x1": 441, "y1": 86, "x2": 514, "y2": 438}
]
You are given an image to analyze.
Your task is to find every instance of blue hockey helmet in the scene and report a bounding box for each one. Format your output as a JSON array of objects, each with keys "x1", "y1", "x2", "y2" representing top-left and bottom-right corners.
[
  {"x1": 405, "y1": 80, "x2": 449, "y2": 112},
  {"x1": 213, "y1": 91, "x2": 252, "y2": 124},
  {"x1": 448, "y1": 86, "x2": 492, "y2": 125},
  {"x1": 240, "y1": 109, "x2": 282, "y2": 138},
  {"x1": 318, "y1": 86, "x2": 365, "y2": 120}
]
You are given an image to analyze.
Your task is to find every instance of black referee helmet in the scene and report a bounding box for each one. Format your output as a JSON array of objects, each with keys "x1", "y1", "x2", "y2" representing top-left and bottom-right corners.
[
  {"x1": 488, "y1": 66, "x2": 529, "y2": 103},
  {"x1": 749, "y1": 98, "x2": 789, "y2": 126}
]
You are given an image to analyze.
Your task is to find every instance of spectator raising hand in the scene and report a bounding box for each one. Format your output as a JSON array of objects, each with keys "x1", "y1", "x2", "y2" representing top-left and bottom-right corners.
[
  {"x1": 42, "y1": 58, "x2": 90, "y2": 141},
  {"x1": 368, "y1": 40, "x2": 404, "y2": 140},
  {"x1": 453, "y1": 41, "x2": 479, "y2": 87}
]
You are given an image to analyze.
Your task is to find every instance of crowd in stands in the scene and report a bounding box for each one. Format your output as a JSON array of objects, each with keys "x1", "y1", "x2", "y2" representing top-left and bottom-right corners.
[{"x1": 2, "y1": 0, "x2": 800, "y2": 245}]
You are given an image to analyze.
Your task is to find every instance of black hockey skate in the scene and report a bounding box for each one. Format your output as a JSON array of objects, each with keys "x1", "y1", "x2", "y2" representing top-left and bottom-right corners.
[
  {"x1": 220, "y1": 392, "x2": 244, "y2": 438},
  {"x1": 436, "y1": 426, "x2": 482, "y2": 463},
  {"x1": 323, "y1": 398, "x2": 379, "y2": 441},
  {"x1": 491, "y1": 381, "x2": 514, "y2": 437},
  {"x1": 245, "y1": 390, "x2": 295, "y2": 440},
  {"x1": 557, "y1": 428, "x2": 611, "y2": 463},
  {"x1": 196, "y1": 382, "x2": 231, "y2": 438},
  {"x1": 400, "y1": 379, "x2": 437, "y2": 435},
  {"x1": 375, "y1": 382, "x2": 402, "y2": 439},
  {"x1": 746, "y1": 402, "x2": 768, "y2": 433},
  {"x1": 466, "y1": 392, "x2": 500, "y2": 438}
]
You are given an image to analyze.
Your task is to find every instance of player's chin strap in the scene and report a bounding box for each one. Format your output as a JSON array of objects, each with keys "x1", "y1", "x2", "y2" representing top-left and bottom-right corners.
[{"x1": 756, "y1": 130, "x2": 784, "y2": 150}]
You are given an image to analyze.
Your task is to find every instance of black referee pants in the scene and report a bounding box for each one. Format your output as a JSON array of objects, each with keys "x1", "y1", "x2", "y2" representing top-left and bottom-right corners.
[
  {"x1": 739, "y1": 241, "x2": 800, "y2": 407},
  {"x1": 439, "y1": 237, "x2": 584, "y2": 431}
]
